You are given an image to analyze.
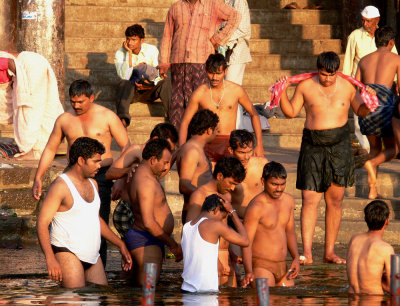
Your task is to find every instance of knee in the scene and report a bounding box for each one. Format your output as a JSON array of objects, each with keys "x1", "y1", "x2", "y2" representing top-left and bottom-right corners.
[{"x1": 326, "y1": 198, "x2": 343, "y2": 209}]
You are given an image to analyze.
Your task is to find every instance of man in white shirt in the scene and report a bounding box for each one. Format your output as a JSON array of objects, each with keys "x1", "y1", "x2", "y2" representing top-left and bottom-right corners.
[{"x1": 114, "y1": 24, "x2": 171, "y2": 127}]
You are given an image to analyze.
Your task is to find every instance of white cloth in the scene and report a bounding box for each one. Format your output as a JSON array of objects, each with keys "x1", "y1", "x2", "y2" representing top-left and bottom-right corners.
[
  {"x1": 181, "y1": 217, "x2": 219, "y2": 293},
  {"x1": 114, "y1": 43, "x2": 160, "y2": 80},
  {"x1": 50, "y1": 174, "x2": 101, "y2": 264}
]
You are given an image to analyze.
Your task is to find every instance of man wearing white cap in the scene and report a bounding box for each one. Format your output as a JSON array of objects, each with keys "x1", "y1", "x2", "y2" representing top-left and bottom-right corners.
[{"x1": 343, "y1": 5, "x2": 398, "y2": 151}]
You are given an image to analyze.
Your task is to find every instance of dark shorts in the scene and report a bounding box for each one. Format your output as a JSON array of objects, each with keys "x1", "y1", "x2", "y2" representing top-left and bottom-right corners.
[
  {"x1": 296, "y1": 123, "x2": 355, "y2": 193},
  {"x1": 125, "y1": 228, "x2": 165, "y2": 257},
  {"x1": 51, "y1": 245, "x2": 93, "y2": 270}
]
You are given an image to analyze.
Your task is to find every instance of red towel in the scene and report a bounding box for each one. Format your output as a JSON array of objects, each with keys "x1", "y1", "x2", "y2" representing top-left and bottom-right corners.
[{"x1": 268, "y1": 72, "x2": 379, "y2": 112}]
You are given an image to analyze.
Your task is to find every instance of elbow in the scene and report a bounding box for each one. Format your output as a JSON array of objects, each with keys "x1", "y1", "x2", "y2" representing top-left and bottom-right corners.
[{"x1": 240, "y1": 236, "x2": 250, "y2": 247}]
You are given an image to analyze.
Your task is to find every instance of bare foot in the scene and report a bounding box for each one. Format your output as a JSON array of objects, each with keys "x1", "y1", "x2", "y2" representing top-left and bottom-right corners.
[
  {"x1": 364, "y1": 160, "x2": 377, "y2": 185},
  {"x1": 323, "y1": 255, "x2": 346, "y2": 264},
  {"x1": 299, "y1": 255, "x2": 313, "y2": 265},
  {"x1": 368, "y1": 184, "x2": 378, "y2": 199},
  {"x1": 11, "y1": 150, "x2": 38, "y2": 161}
]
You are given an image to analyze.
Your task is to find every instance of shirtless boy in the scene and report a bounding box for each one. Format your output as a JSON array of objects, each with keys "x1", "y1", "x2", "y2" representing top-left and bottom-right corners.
[
  {"x1": 37, "y1": 137, "x2": 132, "y2": 288},
  {"x1": 279, "y1": 52, "x2": 372, "y2": 265},
  {"x1": 127, "y1": 138, "x2": 182, "y2": 285},
  {"x1": 185, "y1": 156, "x2": 245, "y2": 287},
  {"x1": 33, "y1": 80, "x2": 130, "y2": 266},
  {"x1": 181, "y1": 194, "x2": 249, "y2": 293},
  {"x1": 356, "y1": 26, "x2": 400, "y2": 199},
  {"x1": 347, "y1": 200, "x2": 394, "y2": 294},
  {"x1": 176, "y1": 109, "x2": 219, "y2": 222},
  {"x1": 179, "y1": 53, "x2": 264, "y2": 162},
  {"x1": 242, "y1": 162, "x2": 300, "y2": 287}
]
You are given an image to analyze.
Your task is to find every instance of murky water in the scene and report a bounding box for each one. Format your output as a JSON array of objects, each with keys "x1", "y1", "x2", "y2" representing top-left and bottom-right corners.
[{"x1": 0, "y1": 265, "x2": 392, "y2": 305}]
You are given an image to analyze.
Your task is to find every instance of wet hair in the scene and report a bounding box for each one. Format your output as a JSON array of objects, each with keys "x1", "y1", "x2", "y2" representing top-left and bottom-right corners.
[
  {"x1": 229, "y1": 129, "x2": 255, "y2": 150},
  {"x1": 125, "y1": 24, "x2": 145, "y2": 39},
  {"x1": 212, "y1": 156, "x2": 246, "y2": 183},
  {"x1": 68, "y1": 137, "x2": 105, "y2": 167},
  {"x1": 188, "y1": 110, "x2": 219, "y2": 136},
  {"x1": 364, "y1": 200, "x2": 390, "y2": 230},
  {"x1": 201, "y1": 194, "x2": 227, "y2": 213},
  {"x1": 205, "y1": 53, "x2": 228, "y2": 73},
  {"x1": 69, "y1": 79, "x2": 93, "y2": 98},
  {"x1": 262, "y1": 161, "x2": 287, "y2": 180},
  {"x1": 375, "y1": 26, "x2": 395, "y2": 48},
  {"x1": 316, "y1": 52, "x2": 340, "y2": 73},
  {"x1": 150, "y1": 123, "x2": 178, "y2": 145},
  {"x1": 142, "y1": 138, "x2": 171, "y2": 161}
]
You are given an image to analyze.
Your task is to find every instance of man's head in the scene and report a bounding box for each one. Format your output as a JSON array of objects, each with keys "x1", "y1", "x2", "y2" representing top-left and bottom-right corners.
[
  {"x1": 375, "y1": 26, "x2": 395, "y2": 49},
  {"x1": 68, "y1": 137, "x2": 105, "y2": 177},
  {"x1": 317, "y1": 52, "x2": 340, "y2": 87},
  {"x1": 142, "y1": 138, "x2": 172, "y2": 178},
  {"x1": 125, "y1": 24, "x2": 145, "y2": 54},
  {"x1": 150, "y1": 123, "x2": 179, "y2": 151},
  {"x1": 188, "y1": 110, "x2": 219, "y2": 141},
  {"x1": 213, "y1": 157, "x2": 246, "y2": 193},
  {"x1": 205, "y1": 54, "x2": 228, "y2": 88},
  {"x1": 69, "y1": 80, "x2": 95, "y2": 115},
  {"x1": 262, "y1": 161, "x2": 287, "y2": 199},
  {"x1": 229, "y1": 129, "x2": 255, "y2": 166},
  {"x1": 364, "y1": 200, "x2": 390, "y2": 231},
  {"x1": 361, "y1": 6, "x2": 380, "y2": 35},
  {"x1": 201, "y1": 194, "x2": 228, "y2": 220}
]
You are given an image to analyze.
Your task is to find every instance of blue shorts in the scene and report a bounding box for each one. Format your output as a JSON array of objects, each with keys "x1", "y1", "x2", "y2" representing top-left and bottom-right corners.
[{"x1": 125, "y1": 228, "x2": 165, "y2": 257}]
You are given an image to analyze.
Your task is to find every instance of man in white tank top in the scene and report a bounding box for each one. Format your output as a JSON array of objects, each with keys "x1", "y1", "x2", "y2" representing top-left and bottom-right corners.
[{"x1": 37, "y1": 137, "x2": 132, "y2": 288}]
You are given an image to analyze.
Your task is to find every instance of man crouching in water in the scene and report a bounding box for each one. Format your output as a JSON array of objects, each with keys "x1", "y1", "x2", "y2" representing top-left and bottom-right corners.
[
  {"x1": 242, "y1": 161, "x2": 300, "y2": 287},
  {"x1": 37, "y1": 137, "x2": 132, "y2": 288},
  {"x1": 347, "y1": 200, "x2": 394, "y2": 294}
]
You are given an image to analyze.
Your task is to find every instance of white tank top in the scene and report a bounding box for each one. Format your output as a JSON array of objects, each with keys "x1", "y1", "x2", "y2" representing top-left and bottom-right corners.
[
  {"x1": 181, "y1": 217, "x2": 219, "y2": 292},
  {"x1": 50, "y1": 173, "x2": 101, "y2": 264}
]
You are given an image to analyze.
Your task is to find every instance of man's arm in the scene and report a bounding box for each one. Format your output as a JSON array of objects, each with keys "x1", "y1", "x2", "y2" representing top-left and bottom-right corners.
[
  {"x1": 33, "y1": 117, "x2": 65, "y2": 200},
  {"x1": 185, "y1": 191, "x2": 204, "y2": 223},
  {"x1": 114, "y1": 48, "x2": 132, "y2": 80},
  {"x1": 7, "y1": 58, "x2": 16, "y2": 75},
  {"x1": 178, "y1": 91, "x2": 201, "y2": 146},
  {"x1": 382, "y1": 245, "x2": 395, "y2": 293},
  {"x1": 178, "y1": 148, "x2": 201, "y2": 196},
  {"x1": 108, "y1": 110, "x2": 131, "y2": 152},
  {"x1": 106, "y1": 145, "x2": 142, "y2": 180},
  {"x1": 158, "y1": 7, "x2": 174, "y2": 77},
  {"x1": 226, "y1": 0, "x2": 250, "y2": 43},
  {"x1": 278, "y1": 77, "x2": 305, "y2": 118},
  {"x1": 211, "y1": 1, "x2": 241, "y2": 48},
  {"x1": 350, "y1": 88, "x2": 371, "y2": 117},
  {"x1": 285, "y1": 196, "x2": 300, "y2": 279}
]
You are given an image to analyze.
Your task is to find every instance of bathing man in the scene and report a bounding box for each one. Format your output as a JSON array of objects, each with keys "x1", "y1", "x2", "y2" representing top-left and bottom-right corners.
[
  {"x1": 127, "y1": 138, "x2": 183, "y2": 285},
  {"x1": 278, "y1": 52, "x2": 372, "y2": 264},
  {"x1": 242, "y1": 161, "x2": 299, "y2": 287},
  {"x1": 181, "y1": 194, "x2": 249, "y2": 293},
  {"x1": 179, "y1": 53, "x2": 264, "y2": 162},
  {"x1": 176, "y1": 109, "x2": 219, "y2": 222},
  {"x1": 37, "y1": 137, "x2": 132, "y2": 288},
  {"x1": 32, "y1": 80, "x2": 130, "y2": 266},
  {"x1": 347, "y1": 200, "x2": 394, "y2": 294}
]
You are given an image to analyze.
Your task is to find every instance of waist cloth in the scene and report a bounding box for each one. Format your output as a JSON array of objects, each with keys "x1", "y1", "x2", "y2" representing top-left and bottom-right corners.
[
  {"x1": 296, "y1": 123, "x2": 355, "y2": 193},
  {"x1": 252, "y1": 257, "x2": 287, "y2": 283},
  {"x1": 204, "y1": 135, "x2": 230, "y2": 163},
  {"x1": 358, "y1": 84, "x2": 396, "y2": 137},
  {"x1": 125, "y1": 228, "x2": 165, "y2": 257}
]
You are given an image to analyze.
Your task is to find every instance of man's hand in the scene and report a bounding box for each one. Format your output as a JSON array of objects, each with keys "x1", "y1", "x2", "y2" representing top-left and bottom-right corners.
[
  {"x1": 210, "y1": 37, "x2": 219, "y2": 51},
  {"x1": 277, "y1": 76, "x2": 290, "y2": 91},
  {"x1": 32, "y1": 178, "x2": 43, "y2": 200},
  {"x1": 241, "y1": 272, "x2": 254, "y2": 288},
  {"x1": 364, "y1": 85, "x2": 376, "y2": 96},
  {"x1": 254, "y1": 144, "x2": 264, "y2": 157},
  {"x1": 156, "y1": 63, "x2": 170, "y2": 79},
  {"x1": 111, "y1": 179, "x2": 126, "y2": 201},
  {"x1": 119, "y1": 243, "x2": 132, "y2": 271},
  {"x1": 170, "y1": 244, "x2": 183, "y2": 262},
  {"x1": 135, "y1": 81, "x2": 153, "y2": 91},
  {"x1": 46, "y1": 256, "x2": 62, "y2": 282},
  {"x1": 288, "y1": 257, "x2": 300, "y2": 279},
  {"x1": 126, "y1": 164, "x2": 139, "y2": 183},
  {"x1": 122, "y1": 41, "x2": 132, "y2": 53},
  {"x1": 219, "y1": 196, "x2": 234, "y2": 214}
]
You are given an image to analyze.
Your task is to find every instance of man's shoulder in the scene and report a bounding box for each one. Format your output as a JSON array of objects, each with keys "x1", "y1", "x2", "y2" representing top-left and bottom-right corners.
[
  {"x1": 348, "y1": 27, "x2": 364, "y2": 39},
  {"x1": 142, "y1": 43, "x2": 158, "y2": 52},
  {"x1": 115, "y1": 47, "x2": 126, "y2": 58},
  {"x1": 92, "y1": 103, "x2": 118, "y2": 117}
]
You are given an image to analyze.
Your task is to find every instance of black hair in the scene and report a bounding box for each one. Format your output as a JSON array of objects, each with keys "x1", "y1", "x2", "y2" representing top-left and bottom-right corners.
[
  {"x1": 262, "y1": 161, "x2": 287, "y2": 180},
  {"x1": 316, "y1": 52, "x2": 340, "y2": 73},
  {"x1": 201, "y1": 194, "x2": 227, "y2": 213},
  {"x1": 125, "y1": 24, "x2": 145, "y2": 39},
  {"x1": 142, "y1": 138, "x2": 171, "y2": 161},
  {"x1": 188, "y1": 110, "x2": 219, "y2": 136},
  {"x1": 212, "y1": 156, "x2": 246, "y2": 183},
  {"x1": 205, "y1": 53, "x2": 228, "y2": 73},
  {"x1": 364, "y1": 200, "x2": 390, "y2": 231},
  {"x1": 375, "y1": 26, "x2": 395, "y2": 48},
  {"x1": 68, "y1": 137, "x2": 105, "y2": 167},
  {"x1": 229, "y1": 129, "x2": 255, "y2": 150},
  {"x1": 69, "y1": 79, "x2": 94, "y2": 98},
  {"x1": 150, "y1": 123, "x2": 178, "y2": 145}
]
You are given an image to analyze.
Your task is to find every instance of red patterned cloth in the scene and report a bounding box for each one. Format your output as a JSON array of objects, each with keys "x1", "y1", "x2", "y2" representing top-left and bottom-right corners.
[{"x1": 268, "y1": 72, "x2": 378, "y2": 112}]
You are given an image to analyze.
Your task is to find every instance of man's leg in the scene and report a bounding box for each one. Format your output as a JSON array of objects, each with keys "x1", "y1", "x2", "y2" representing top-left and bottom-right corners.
[
  {"x1": 130, "y1": 245, "x2": 163, "y2": 286},
  {"x1": 354, "y1": 113, "x2": 370, "y2": 151},
  {"x1": 253, "y1": 267, "x2": 276, "y2": 287},
  {"x1": 85, "y1": 257, "x2": 108, "y2": 286},
  {"x1": 116, "y1": 80, "x2": 136, "y2": 127},
  {"x1": 225, "y1": 63, "x2": 246, "y2": 129},
  {"x1": 170, "y1": 63, "x2": 186, "y2": 130},
  {"x1": 300, "y1": 190, "x2": 323, "y2": 264},
  {"x1": 323, "y1": 183, "x2": 346, "y2": 264},
  {"x1": 151, "y1": 79, "x2": 172, "y2": 120},
  {"x1": 55, "y1": 252, "x2": 86, "y2": 288}
]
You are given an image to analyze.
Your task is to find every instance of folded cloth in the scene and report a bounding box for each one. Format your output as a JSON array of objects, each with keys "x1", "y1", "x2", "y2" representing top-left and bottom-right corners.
[
  {"x1": 0, "y1": 143, "x2": 19, "y2": 158},
  {"x1": 358, "y1": 83, "x2": 396, "y2": 137},
  {"x1": 268, "y1": 72, "x2": 379, "y2": 112},
  {"x1": 112, "y1": 199, "x2": 134, "y2": 239},
  {"x1": 129, "y1": 63, "x2": 159, "y2": 86}
]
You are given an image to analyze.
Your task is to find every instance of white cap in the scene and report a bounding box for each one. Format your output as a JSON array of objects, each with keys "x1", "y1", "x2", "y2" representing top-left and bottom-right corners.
[{"x1": 361, "y1": 6, "x2": 380, "y2": 19}]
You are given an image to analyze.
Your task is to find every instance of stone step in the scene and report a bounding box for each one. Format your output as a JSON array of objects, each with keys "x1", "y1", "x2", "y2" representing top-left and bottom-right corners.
[{"x1": 248, "y1": 0, "x2": 340, "y2": 9}]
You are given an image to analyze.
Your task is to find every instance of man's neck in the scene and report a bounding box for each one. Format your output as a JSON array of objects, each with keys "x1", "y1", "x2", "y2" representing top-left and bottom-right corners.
[
  {"x1": 66, "y1": 167, "x2": 89, "y2": 183},
  {"x1": 377, "y1": 46, "x2": 392, "y2": 53},
  {"x1": 132, "y1": 46, "x2": 142, "y2": 56},
  {"x1": 190, "y1": 135, "x2": 208, "y2": 147},
  {"x1": 367, "y1": 229, "x2": 385, "y2": 238}
]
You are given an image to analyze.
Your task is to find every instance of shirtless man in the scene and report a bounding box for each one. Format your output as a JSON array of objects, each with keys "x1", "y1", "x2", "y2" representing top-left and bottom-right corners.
[
  {"x1": 127, "y1": 138, "x2": 182, "y2": 285},
  {"x1": 33, "y1": 80, "x2": 130, "y2": 266},
  {"x1": 37, "y1": 137, "x2": 132, "y2": 288},
  {"x1": 279, "y1": 52, "x2": 371, "y2": 265},
  {"x1": 242, "y1": 162, "x2": 300, "y2": 287},
  {"x1": 356, "y1": 26, "x2": 400, "y2": 199},
  {"x1": 185, "y1": 156, "x2": 245, "y2": 287},
  {"x1": 347, "y1": 200, "x2": 394, "y2": 294},
  {"x1": 179, "y1": 53, "x2": 264, "y2": 162},
  {"x1": 176, "y1": 109, "x2": 219, "y2": 222}
]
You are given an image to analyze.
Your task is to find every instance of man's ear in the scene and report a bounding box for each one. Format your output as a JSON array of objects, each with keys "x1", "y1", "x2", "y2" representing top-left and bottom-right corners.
[
  {"x1": 89, "y1": 94, "x2": 95, "y2": 103},
  {"x1": 149, "y1": 156, "x2": 157, "y2": 166},
  {"x1": 216, "y1": 172, "x2": 224, "y2": 181},
  {"x1": 77, "y1": 156, "x2": 85, "y2": 166},
  {"x1": 228, "y1": 147, "x2": 233, "y2": 155}
]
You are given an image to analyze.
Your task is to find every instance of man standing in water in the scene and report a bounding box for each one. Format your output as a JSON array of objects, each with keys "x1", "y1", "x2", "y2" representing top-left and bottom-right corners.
[{"x1": 278, "y1": 52, "x2": 371, "y2": 264}]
